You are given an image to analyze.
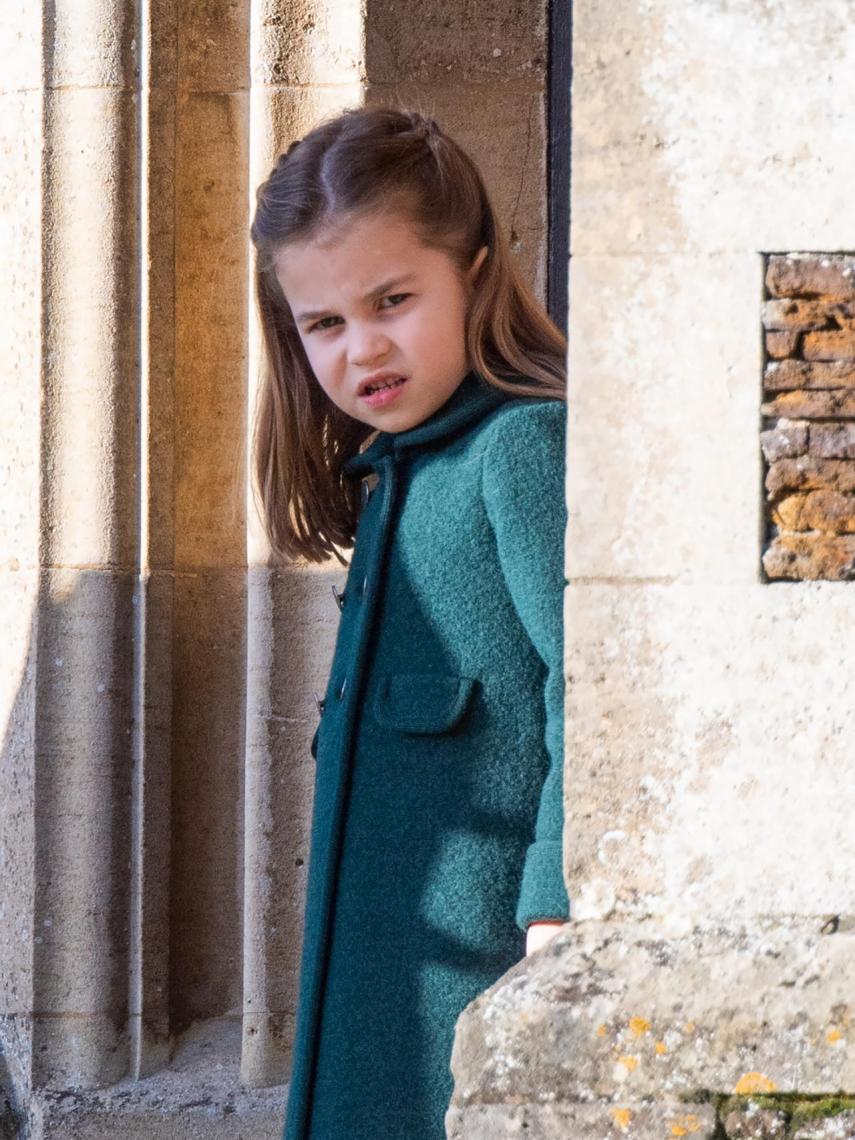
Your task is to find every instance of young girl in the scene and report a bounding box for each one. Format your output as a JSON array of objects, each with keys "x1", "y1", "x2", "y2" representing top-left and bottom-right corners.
[{"x1": 250, "y1": 105, "x2": 571, "y2": 1140}]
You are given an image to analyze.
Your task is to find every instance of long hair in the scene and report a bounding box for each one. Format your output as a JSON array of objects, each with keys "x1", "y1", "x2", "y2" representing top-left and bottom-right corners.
[{"x1": 249, "y1": 105, "x2": 567, "y2": 566}]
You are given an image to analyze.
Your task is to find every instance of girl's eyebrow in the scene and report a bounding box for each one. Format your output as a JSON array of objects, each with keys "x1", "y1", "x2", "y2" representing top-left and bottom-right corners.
[{"x1": 295, "y1": 273, "x2": 417, "y2": 323}]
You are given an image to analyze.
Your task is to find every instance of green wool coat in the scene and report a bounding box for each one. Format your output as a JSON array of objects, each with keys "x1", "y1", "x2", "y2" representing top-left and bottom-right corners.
[{"x1": 282, "y1": 369, "x2": 571, "y2": 1140}]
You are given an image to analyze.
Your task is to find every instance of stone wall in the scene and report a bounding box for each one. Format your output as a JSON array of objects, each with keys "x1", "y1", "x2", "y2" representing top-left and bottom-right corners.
[{"x1": 762, "y1": 254, "x2": 855, "y2": 581}]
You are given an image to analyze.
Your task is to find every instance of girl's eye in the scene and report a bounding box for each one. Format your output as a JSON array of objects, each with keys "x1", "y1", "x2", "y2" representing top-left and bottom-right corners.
[
  {"x1": 309, "y1": 315, "x2": 342, "y2": 333},
  {"x1": 307, "y1": 294, "x2": 410, "y2": 333},
  {"x1": 381, "y1": 293, "x2": 411, "y2": 309}
]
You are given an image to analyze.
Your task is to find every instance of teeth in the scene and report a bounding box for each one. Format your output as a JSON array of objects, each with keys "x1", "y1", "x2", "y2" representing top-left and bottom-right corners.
[{"x1": 366, "y1": 378, "x2": 405, "y2": 395}]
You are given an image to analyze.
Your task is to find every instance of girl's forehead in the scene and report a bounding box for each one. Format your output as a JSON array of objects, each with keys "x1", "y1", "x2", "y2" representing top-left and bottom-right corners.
[
  {"x1": 288, "y1": 208, "x2": 422, "y2": 260},
  {"x1": 274, "y1": 212, "x2": 447, "y2": 298}
]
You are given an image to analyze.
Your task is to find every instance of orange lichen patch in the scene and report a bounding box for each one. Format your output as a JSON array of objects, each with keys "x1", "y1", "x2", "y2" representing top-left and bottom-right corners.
[
  {"x1": 596, "y1": 1023, "x2": 608, "y2": 1037},
  {"x1": 684, "y1": 1022, "x2": 695, "y2": 1033},
  {"x1": 655, "y1": 1041, "x2": 668, "y2": 1054},
  {"x1": 629, "y1": 1016, "x2": 651, "y2": 1036},
  {"x1": 734, "y1": 1072, "x2": 778, "y2": 1094},
  {"x1": 670, "y1": 1114, "x2": 703, "y2": 1135},
  {"x1": 611, "y1": 1107, "x2": 633, "y2": 1131},
  {"x1": 827, "y1": 1027, "x2": 844, "y2": 1044},
  {"x1": 616, "y1": 1055, "x2": 639, "y2": 1071}
]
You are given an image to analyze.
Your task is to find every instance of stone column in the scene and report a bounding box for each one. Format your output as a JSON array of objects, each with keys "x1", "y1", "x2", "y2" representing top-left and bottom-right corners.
[
  {"x1": 448, "y1": 2, "x2": 855, "y2": 1138},
  {"x1": 1, "y1": 0, "x2": 141, "y2": 1097}
]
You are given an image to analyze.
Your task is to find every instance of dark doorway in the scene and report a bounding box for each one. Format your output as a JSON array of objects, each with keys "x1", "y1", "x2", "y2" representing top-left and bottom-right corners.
[{"x1": 547, "y1": 0, "x2": 572, "y2": 336}]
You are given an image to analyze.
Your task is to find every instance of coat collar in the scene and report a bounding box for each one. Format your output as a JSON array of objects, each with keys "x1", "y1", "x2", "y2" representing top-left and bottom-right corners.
[{"x1": 341, "y1": 370, "x2": 510, "y2": 477}]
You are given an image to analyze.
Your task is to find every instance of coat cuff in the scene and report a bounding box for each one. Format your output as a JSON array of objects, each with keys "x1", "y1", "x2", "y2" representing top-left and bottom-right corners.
[{"x1": 514, "y1": 839, "x2": 571, "y2": 932}]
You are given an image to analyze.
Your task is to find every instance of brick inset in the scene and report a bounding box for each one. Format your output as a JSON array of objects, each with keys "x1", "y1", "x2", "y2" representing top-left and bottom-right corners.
[{"x1": 761, "y1": 253, "x2": 855, "y2": 581}]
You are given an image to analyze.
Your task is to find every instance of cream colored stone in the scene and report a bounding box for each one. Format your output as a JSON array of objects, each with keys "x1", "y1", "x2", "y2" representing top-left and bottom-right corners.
[
  {"x1": 565, "y1": 581, "x2": 855, "y2": 921},
  {"x1": 566, "y1": 254, "x2": 764, "y2": 582},
  {"x1": 41, "y1": 88, "x2": 139, "y2": 569},
  {"x1": 0, "y1": 91, "x2": 41, "y2": 570},
  {"x1": 241, "y1": 563, "x2": 341, "y2": 1085},
  {"x1": 174, "y1": 92, "x2": 249, "y2": 569},
  {"x1": 571, "y1": 0, "x2": 855, "y2": 256},
  {"x1": 252, "y1": 0, "x2": 364, "y2": 88}
]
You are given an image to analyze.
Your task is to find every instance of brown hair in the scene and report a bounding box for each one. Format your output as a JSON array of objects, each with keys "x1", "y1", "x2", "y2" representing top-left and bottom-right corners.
[{"x1": 249, "y1": 105, "x2": 567, "y2": 566}]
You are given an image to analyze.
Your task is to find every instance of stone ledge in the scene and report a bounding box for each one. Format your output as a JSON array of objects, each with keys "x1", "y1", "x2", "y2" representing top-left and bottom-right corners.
[{"x1": 449, "y1": 918, "x2": 855, "y2": 1111}]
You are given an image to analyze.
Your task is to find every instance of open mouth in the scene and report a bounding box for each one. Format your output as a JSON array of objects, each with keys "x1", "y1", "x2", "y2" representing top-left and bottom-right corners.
[{"x1": 363, "y1": 377, "x2": 407, "y2": 395}]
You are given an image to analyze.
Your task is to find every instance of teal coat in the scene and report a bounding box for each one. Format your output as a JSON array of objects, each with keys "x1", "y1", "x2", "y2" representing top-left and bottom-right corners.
[{"x1": 282, "y1": 370, "x2": 571, "y2": 1140}]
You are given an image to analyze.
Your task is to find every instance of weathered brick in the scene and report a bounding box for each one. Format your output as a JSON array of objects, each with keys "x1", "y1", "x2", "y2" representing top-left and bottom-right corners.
[
  {"x1": 760, "y1": 421, "x2": 809, "y2": 461},
  {"x1": 808, "y1": 424, "x2": 855, "y2": 459},
  {"x1": 763, "y1": 534, "x2": 855, "y2": 580},
  {"x1": 761, "y1": 390, "x2": 855, "y2": 419},
  {"x1": 766, "y1": 330, "x2": 800, "y2": 359},
  {"x1": 772, "y1": 491, "x2": 855, "y2": 534},
  {"x1": 766, "y1": 254, "x2": 855, "y2": 299},
  {"x1": 762, "y1": 298, "x2": 855, "y2": 331},
  {"x1": 723, "y1": 1105, "x2": 788, "y2": 1139},
  {"x1": 766, "y1": 457, "x2": 855, "y2": 497},
  {"x1": 764, "y1": 360, "x2": 855, "y2": 391},
  {"x1": 791, "y1": 1109, "x2": 855, "y2": 1139},
  {"x1": 803, "y1": 330, "x2": 855, "y2": 361}
]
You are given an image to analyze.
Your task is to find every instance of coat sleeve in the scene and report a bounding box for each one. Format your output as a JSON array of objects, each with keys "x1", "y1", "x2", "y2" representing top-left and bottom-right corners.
[{"x1": 481, "y1": 398, "x2": 571, "y2": 933}]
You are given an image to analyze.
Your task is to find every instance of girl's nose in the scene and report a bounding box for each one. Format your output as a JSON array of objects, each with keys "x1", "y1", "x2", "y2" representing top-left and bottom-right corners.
[{"x1": 347, "y1": 324, "x2": 392, "y2": 366}]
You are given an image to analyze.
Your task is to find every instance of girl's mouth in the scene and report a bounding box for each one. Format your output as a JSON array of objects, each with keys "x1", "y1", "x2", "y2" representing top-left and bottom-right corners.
[{"x1": 360, "y1": 377, "x2": 408, "y2": 408}]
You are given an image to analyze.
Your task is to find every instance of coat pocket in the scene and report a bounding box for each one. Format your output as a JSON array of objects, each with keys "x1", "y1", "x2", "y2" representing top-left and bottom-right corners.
[{"x1": 372, "y1": 672, "x2": 478, "y2": 735}]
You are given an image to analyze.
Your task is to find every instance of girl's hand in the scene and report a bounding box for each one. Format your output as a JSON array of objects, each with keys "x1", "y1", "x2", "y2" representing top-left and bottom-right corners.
[{"x1": 525, "y1": 920, "x2": 566, "y2": 957}]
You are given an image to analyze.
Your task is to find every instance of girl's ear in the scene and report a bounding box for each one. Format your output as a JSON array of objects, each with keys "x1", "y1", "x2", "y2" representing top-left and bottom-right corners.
[{"x1": 467, "y1": 244, "x2": 489, "y2": 285}]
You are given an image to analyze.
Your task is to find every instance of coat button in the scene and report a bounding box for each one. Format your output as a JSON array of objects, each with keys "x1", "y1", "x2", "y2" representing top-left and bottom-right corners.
[
  {"x1": 313, "y1": 691, "x2": 326, "y2": 715},
  {"x1": 331, "y1": 584, "x2": 345, "y2": 610},
  {"x1": 361, "y1": 473, "x2": 379, "y2": 505}
]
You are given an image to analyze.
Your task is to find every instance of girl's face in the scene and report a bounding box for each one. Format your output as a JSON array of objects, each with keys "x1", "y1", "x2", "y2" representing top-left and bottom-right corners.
[{"x1": 273, "y1": 209, "x2": 487, "y2": 434}]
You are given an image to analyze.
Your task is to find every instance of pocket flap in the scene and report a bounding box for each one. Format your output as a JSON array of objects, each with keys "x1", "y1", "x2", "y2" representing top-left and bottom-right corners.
[{"x1": 372, "y1": 672, "x2": 478, "y2": 735}]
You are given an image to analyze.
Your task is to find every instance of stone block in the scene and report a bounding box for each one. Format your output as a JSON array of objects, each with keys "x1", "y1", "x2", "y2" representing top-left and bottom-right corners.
[
  {"x1": 174, "y1": 91, "x2": 249, "y2": 570},
  {"x1": 762, "y1": 391, "x2": 855, "y2": 419},
  {"x1": 760, "y1": 422, "x2": 809, "y2": 461},
  {"x1": 571, "y1": 5, "x2": 855, "y2": 256},
  {"x1": 175, "y1": 0, "x2": 249, "y2": 92},
  {"x1": 764, "y1": 360, "x2": 855, "y2": 392},
  {"x1": 766, "y1": 458, "x2": 855, "y2": 497},
  {"x1": 772, "y1": 491, "x2": 855, "y2": 534},
  {"x1": 767, "y1": 256, "x2": 855, "y2": 301},
  {"x1": 763, "y1": 534, "x2": 855, "y2": 580},
  {"x1": 364, "y1": 0, "x2": 546, "y2": 84},
  {"x1": 803, "y1": 330, "x2": 855, "y2": 362},
  {"x1": 450, "y1": 920, "x2": 855, "y2": 1109},
  {"x1": 766, "y1": 330, "x2": 800, "y2": 359},
  {"x1": 762, "y1": 299, "x2": 852, "y2": 332},
  {"x1": 251, "y1": 0, "x2": 363, "y2": 88},
  {"x1": 565, "y1": 582, "x2": 855, "y2": 919},
  {"x1": 808, "y1": 424, "x2": 855, "y2": 460},
  {"x1": 566, "y1": 254, "x2": 762, "y2": 582}
]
